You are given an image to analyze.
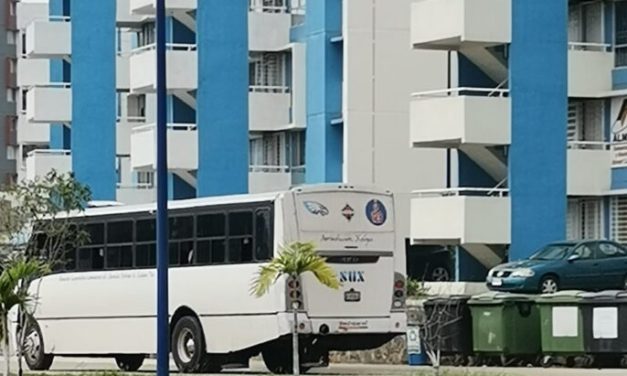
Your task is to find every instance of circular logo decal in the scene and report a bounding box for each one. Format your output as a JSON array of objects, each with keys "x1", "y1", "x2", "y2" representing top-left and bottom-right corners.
[{"x1": 365, "y1": 199, "x2": 387, "y2": 226}]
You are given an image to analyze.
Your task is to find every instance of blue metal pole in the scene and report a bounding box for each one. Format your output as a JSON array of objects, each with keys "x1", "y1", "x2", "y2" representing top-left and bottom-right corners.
[{"x1": 156, "y1": 0, "x2": 169, "y2": 375}]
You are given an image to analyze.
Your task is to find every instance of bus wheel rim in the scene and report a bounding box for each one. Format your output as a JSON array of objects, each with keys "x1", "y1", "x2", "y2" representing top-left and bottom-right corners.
[{"x1": 177, "y1": 328, "x2": 195, "y2": 363}]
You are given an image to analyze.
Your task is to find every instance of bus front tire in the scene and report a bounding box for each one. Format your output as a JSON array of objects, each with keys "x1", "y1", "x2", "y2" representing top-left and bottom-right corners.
[
  {"x1": 115, "y1": 354, "x2": 145, "y2": 371},
  {"x1": 23, "y1": 322, "x2": 54, "y2": 371},
  {"x1": 171, "y1": 316, "x2": 219, "y2": 373}
]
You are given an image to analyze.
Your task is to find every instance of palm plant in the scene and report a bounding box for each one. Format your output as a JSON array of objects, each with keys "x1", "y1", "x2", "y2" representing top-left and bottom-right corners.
[
  {"x1": 251, "y1": 241, "x2": 340, "y2": 375},
  {"x1": 0, "y1": 257, "x2": 49, "y2": 376}
]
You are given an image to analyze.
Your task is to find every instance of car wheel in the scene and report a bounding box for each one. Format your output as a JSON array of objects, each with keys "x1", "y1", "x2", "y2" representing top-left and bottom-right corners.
[
  {"x1": 430, "y1": 266, "x2": 451, "y2": 282},
  {"x1": 540, "y1": 276, "x2": 559, "y2": 294}
]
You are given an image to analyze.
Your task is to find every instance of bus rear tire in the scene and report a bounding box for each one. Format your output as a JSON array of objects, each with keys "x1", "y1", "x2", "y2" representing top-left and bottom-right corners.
[
  {"x1": 171, "y1": 316, "x2": 218, "y2": 373},
  {"x1": 115, "y1": 354, "x2": 145, "y2": 371},
  {"x1": 23, "y1": 322, "x2": 54, "y2": 371},
  {"x1": 262, "y1": 345, "x2": 310, "y2": 374}
]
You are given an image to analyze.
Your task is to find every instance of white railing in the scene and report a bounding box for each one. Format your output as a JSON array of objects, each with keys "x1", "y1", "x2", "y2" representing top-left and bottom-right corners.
[
  {"x1": 25, "y1": 82, "x2": 71, "y2": 90},
  {"x1": 130, "y1": 43, "x2": 197, "y2": 56},
  {"x1": 117, "y1": 116, "x2": 147, "y2": 123},
  {"x1": 567, "y1": 141, "x2": 611, "y2": 151},
  {"x1": 249, "y1": 165, "x2": 290, "y2": 173},
  {"x1": 132, "y1": 123, "x2": 197, "y2": 133},
  {"x1": 613, "y1": 141, "x2": 627, "y2": 167},
  {"x1": 249, "y1": 85, "x2": 290, "y2": 94},
  {"x1": 412, "y1": 188, "x2": 510, "y2": 198},
  {"x1": 26, "y1": 149, "x2": 71, "y2": 158},
  {"x1": 117, "y1": 183, "x2": 154, "y2": 189},
  {"x1": 568, "y1": 42, "x2": 612, "y2": 53},
  {"x1": 412, "y1": 87, "x2": 509, "y2": 99}
]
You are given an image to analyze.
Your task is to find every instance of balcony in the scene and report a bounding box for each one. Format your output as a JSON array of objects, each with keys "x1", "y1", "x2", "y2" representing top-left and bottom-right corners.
[
  {"x1": 117, "y1": 116, "x2": 145, "y2": 155},
  {"x1": 249, "y1": 165, "x2": 292, "y2": 193},
  {"x1": 117, "y1": 52, "x2": 131, "y2": 91},
  {"x1": 117, "y1": 0, "x2": 145, "y2": 26},
  {"x1": 117, "y1": 185, "x2": 156, "y2": 204},
  {"x1": 249, "y1": 86, "x2": 291, "y2": 131},
  {"x1": 410, "y1": 88, "x2": 510, "y2": 148},
  {"x1": 129, "y1": 0, "x2": 196, "y2": 15},
  {"x1": 410, "y1": 188, "x2": 510, "y2": 245},
  {"x1": 568, "y1": 43, "x2": 614, "y2": 98},
  {"x1": 17, "y1": 59, "x2": 49, "y2": 87},
  {"x1": 248, "y1": 5, "x2": 291, "y2": 51},
  {"x1": 567, "y1": 142, "x2": 611, "y2": 196},
  {"x1": 25, "y1": 84, "x2": 72, "y2": 124},
  {"x1": 24, "y1": 150, "x2": 71, "y2": 181},
  {"x1": 130, "y1": 123, "x2": 198, "y2": 171},
  {"x1": 129, "y1": 44, "x2": 197, "y2": 93},
  {"x1": 24, "y1": 17, "x2": 71, "y2": 59},
  {"x1": 17, "y1": 116, "x2": 49, "y2": 145},
  {"x1": 411, "y1": 0, "x2": 511, "y2": 50}
]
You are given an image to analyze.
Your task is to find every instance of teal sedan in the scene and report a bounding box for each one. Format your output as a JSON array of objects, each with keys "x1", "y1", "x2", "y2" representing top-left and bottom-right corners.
[{"x1": 486, "y1": 240, "x2": 627, "y2": 294}]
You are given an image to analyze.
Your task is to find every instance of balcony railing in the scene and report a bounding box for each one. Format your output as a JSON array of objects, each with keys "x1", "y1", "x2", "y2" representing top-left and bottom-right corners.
[
  {"x1": 27, "y1": 149, "x2": 71, "y2": 158},
  {"x1": 411, "y1": 87, "x2": 510, "y2": 99},
  {"x1": 568, "y1": 141, "x2": 611, "y2": 151},
  {"x1": 249, "y1": 165, "x2": 290, "y2": 173},
  {"x1": 568, "y1": 42, "x2": 612, "y2": 53},
  {"x1": 130, "y1": 42, "x2": 197, "y2": 56},
  {"x1": 249, "y1": 0, "x2": 288, "y2": 13},
  {"x1": 132, "y1": 123, "x2": 197, "y2": 133},
  {"x1": 117, "y1": 116, "x2": 147, "y2": 123},
  {"x1": 249, "y1": 85, "x2": 290, "y2": 94},
  {"x1": 613, "y1": 141, "x2": 627, "y2": 167},
  {"x1": 412, "y1": 188, "x2": 510, "y2": 198}
]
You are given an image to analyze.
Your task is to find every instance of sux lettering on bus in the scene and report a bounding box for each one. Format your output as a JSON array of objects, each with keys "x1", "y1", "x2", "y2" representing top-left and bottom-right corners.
[{"x1": 339, "y1": 271, "x2": 365, "y2": 283}]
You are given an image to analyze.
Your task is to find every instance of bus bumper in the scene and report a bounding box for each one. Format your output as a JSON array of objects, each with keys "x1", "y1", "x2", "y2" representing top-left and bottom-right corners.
[{"x1": 283, "y1": 312, "x2": 407, "y2": 335}]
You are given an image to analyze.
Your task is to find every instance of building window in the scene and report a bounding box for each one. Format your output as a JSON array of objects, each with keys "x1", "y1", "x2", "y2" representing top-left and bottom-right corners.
[
  {"x1": 249, "y1": 52, "x2": 288, "y2": 91},
  {"x1": 6, "y1": 31, "x2": 16, "y2": 45},
  {"x1": 6, "y1": 88, "x2": 16, "y2": 103},
  {"x1": 616, "y1": 2, "x2": 627, "y2": 67}
]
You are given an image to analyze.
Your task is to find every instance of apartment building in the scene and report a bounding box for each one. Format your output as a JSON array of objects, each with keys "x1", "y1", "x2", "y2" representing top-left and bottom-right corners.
[{"x1": 0, "y1": 0, "x2": 17, "y2": 186}]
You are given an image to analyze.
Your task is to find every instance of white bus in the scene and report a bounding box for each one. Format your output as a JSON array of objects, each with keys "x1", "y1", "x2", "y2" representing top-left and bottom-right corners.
[{"x1": 21, "y1": 185, "x2": 406, "y2": 374}]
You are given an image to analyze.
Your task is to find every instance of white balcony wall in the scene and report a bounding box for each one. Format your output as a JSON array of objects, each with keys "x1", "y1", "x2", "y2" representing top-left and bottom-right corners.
[
  {"x1": 26, "y1": 87, "x2": 71, "y2": 123},
  {"x1": 130, "y1": 0, "x2": 197, "y2": 15},
  {"x1": 410, "y1": 193, "x2": 511, "y2": 245},
  {"x1": 117, "y1": 0, "x2": 145, "y2": 26},
  {"x1": 17, "y1": 59, "x2": 49, "y2": 87},
  {"x1": 568, "y1": 47, "x2": 614, "y2": 98},
  {"x1": 410, "y1": 94, "x2": 510, "y2": 148},
  {"x1": 129, "y1": 47, "x2": 197, "y2": 93},
  {"x1": 117, "y1": 119, "x2": 143, "y2": 155},
  {"x1": 249, "y1": 169, "x2": 292, "y2": 193},
  {"x1": 291, "y1": 43, "x2": 306, "y2": 128},
  {"x1": 117, "y1": 187, "x2": 156, "y2": 204},
  {"x1": 411, "y1": 0, "x2": 511, "y2": 50},
  {"x1": 248, "y1": 12, "x2": 291, "y2": 51},
  {"x1": 25, "y1": 150, "x2": 71, "y2": 181},
  {"x1": 130, "y1": 124, "x2": 198, "y2": 171},
  {"x1": 17, "y1": 3, "x2": 49, "y2": 30},
  {"x1": 17, "y1": 117, "x2": 49, "y2": 145},
  {"x1": 567, "y1": 146, "x2": 612, "y2": 196},
  {"x1": 249, "y1": 91, "x2": 291, "y2": 131},
  {"x1": 117, "y1": 54, "x2": 130, "y2": 90},
  {"x1": 25, "y1": 21, "x2": 71, "y2": 59}
]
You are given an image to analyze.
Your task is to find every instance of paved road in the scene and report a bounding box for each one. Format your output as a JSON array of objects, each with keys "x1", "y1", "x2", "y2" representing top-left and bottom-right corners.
[{"x1": 7, "y1": 357, "x2": 625, "y2": 376}]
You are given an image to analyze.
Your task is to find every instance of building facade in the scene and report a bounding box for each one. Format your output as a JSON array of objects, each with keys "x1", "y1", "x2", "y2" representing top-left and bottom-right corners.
[{"x1": 14, "y1": 0, "x2": 627, "y2": 281}]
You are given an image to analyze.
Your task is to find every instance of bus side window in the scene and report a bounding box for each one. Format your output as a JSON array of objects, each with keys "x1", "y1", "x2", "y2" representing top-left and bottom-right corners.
[
  {"x1": 254, "y1": 209, "x2": 271, "y2": 261},
  {"x1": 228, "y1": 211, "x2": 253, "y2": 263}
]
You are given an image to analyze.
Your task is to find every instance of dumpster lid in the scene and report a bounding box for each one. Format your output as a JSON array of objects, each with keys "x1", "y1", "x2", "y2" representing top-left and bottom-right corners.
[
  {"x1": 535, "y1": 290, "x2": 585, "y2": 303},
  {"x1": 468, "y1": 291, "x2": 535, "y2": 304},
  {"x1": 581, "y1": 290, "x2": 627, "y2": 303},
  {"x1": 424, "y1": 294, "x2": 472, "y2": 305}
]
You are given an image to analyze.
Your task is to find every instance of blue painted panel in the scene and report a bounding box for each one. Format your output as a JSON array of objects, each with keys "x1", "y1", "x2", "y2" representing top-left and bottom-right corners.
[
  {"x1": 458, "y1": 54, "x2": 497, "y2": 88},
  {"x1": 509, "y1": 0, "x2": 568, "y2": 260},
  {"x1": 455, "y1": 247, "x2": 489, "y2": 282},
  {"x1": 305, "y1": 0, "x2": 343, "y2": 183},
  {"x1": 290, "y1": 24, "x2": 307, "y2": 43},
  {"x1": 172, "y1": 96, "x2": 195, "y2": 123},
  {"x1": 612, "y1": 167, "x2": 627, "y2": 189},
  {"x1": 49, "y1": 1, "x2": 71, "y2": 150},
  {"x1": 70, "y1": 0, "x2": 117, "y2": 200},
  {"x1": 172, "y1": 18, "x2": 195, "y2": 44},
  {"x1": 605, "y1": 1, "x2": 614, "y2": 45},
  {"x1": 457, "y1": 151, "x2": 497, "y2": 188},
  {"x1": 197, "y1": 0, "x2": 248, "y2": 197},
  {"x1": 613, "y1": 68, "x2": 627, "y2": 90}
]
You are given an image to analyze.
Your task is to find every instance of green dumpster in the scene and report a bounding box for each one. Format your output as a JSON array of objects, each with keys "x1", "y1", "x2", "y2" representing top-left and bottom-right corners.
[
  {"x1": 468, "y1": 292, "x2": 541, "y2": 365},
  {"x1": 536, "y1": 290, "x2": 589, "y2": 367}
]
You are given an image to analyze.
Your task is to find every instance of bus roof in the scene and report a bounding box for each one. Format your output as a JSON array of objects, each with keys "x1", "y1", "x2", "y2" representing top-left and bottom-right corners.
[{"x1": 63, "y1": 184, "x2": 392, "y2": 219}]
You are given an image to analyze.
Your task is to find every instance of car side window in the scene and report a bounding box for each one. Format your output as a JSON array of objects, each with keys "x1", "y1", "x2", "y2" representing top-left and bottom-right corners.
[
  {"x1": 573, "y1": 245, "x2": 594, "y2": 260},
  {"x1": 597, "y1": 243, "x2": 627, "y2": 259}
]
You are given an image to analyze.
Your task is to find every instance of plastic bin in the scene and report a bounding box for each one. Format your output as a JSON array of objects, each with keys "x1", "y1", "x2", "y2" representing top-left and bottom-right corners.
[
  {"x1": 423, "y1": 295, "x2": 473, "y2": 365},
  {"x1": 407, "y1": 326, "x2": 428, "y2": 365},
  {"x1": 468, "y1": 292, "x2": 541, "y2": 365},
  {"x1": 535, "y1": 290, "x2": 586, "y2": 367},
  {"x1": 580, "y1": 290, "x2": 627, "y2": 367}
]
